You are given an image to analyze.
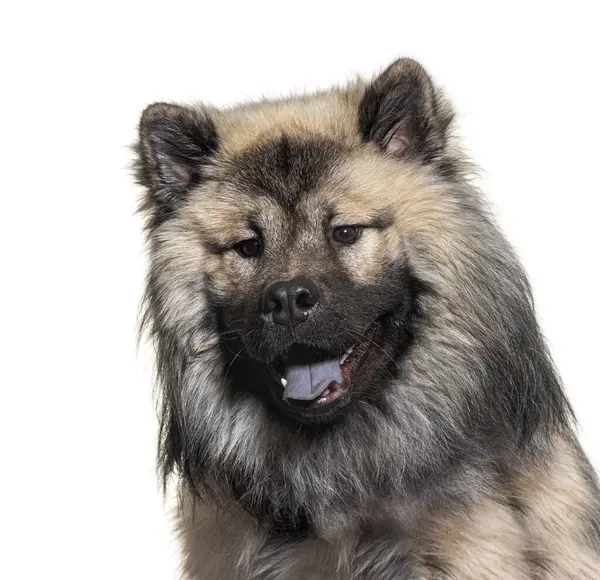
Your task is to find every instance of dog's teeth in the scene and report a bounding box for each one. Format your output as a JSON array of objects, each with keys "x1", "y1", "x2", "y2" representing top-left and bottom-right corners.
[
  {"x1": 341, "y1": 345, "x2": 356, "y2": 365},
  {"x1": 280, "y1": 377, "x2": 287, "y2": 387}
]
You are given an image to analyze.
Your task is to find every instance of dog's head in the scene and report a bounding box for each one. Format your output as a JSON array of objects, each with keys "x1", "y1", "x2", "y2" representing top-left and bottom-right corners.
[
  {"x1": 136, "y1": 59, "x2": 454, "y2": 425},
  {"x1": 135, "y1": 59, "x2": 568, "y2": 527}
]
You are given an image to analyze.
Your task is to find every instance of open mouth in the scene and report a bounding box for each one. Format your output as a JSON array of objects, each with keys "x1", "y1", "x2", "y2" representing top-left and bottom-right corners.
[{"x1": 268, "y1": 323, "x2": 379, "y2": 422}]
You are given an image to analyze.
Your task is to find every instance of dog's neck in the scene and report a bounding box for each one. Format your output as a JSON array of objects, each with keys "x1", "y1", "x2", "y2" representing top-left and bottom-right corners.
[{"x1": 213, "y1": 429, "x2": 529, "y2": 542}]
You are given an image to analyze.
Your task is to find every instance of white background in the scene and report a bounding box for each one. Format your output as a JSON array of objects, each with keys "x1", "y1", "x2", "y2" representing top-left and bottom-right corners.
[{"x1": 1, "y1": 2, "x2": 598, "y2": 578}]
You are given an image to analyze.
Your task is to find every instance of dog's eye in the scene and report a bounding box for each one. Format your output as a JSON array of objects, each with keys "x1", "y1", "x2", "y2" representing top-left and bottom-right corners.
[
  {"x1": 332, "y1": 226, "x2": 361, "y2": 245},
  {"x1": 235, "y1": 238, "x2": 261, "y2": 258}
]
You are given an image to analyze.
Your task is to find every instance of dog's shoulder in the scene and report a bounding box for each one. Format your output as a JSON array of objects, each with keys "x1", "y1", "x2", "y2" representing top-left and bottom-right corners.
[{"x1": 418, "y1": 434, "x2": 600, "y2": 579}]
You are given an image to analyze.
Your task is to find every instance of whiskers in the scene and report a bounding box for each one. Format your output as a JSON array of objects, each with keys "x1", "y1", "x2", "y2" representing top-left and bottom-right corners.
[
  {"x1": 223, "y1": 345, "x2": 246, "y2": 387},
  {"x1": 347, "y1": 327, "x2": 399, "y2": 380},
  {"x1": 217, "y1": 326, "x2": 259, "y2": 390}
]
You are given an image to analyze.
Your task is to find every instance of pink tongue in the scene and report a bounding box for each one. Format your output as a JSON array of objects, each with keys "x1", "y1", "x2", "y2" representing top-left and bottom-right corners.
[{"x1": 283, "y1": 358, "x2": 342, "y2": 401}]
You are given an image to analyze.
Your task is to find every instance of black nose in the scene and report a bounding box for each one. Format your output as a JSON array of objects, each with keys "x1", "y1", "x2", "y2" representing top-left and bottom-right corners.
[{"x1": 262, "y1": 278, "x2": 319, "y2": 326}]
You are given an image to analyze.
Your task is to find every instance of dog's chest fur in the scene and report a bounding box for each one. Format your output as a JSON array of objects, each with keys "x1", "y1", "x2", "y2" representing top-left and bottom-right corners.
[{"x1": 177, "y1": 437, "x2": 600, "y2": 580}]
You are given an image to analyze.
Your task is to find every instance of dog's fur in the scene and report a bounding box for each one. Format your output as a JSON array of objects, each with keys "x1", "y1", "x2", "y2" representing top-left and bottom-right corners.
[{"x1": 134, "y1": 59, "x2": 600, "y2": 579}]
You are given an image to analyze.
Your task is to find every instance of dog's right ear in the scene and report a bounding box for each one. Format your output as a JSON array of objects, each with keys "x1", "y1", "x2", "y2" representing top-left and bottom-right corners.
[{"x1": 134, "y1": 103, "x2": 219, "y2": 210}]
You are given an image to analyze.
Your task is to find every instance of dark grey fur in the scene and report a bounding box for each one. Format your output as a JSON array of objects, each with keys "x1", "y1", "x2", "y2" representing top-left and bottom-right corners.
[{"x1": 134, "y1": 58, "x2": 600, "y2": 579}]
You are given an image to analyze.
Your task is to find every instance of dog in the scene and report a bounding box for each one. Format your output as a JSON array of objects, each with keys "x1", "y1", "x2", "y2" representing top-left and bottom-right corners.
[{"x1": 134, "y1": 58, "x2": 600, "y2": 579}]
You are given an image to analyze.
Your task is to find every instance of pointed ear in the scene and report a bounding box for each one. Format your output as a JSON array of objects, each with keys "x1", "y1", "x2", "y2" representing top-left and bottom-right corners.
[
  {"x1": 358, "y1": 58, "x2": 453, "y2": 163},
  {"x1": 134, "y1": 102, "x2": 219, "y2": 209}
]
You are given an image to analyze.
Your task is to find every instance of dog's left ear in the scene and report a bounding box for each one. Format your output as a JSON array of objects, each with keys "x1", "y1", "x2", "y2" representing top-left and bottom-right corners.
[{"x1": 358, "y1": 58, "x2": 453, "y2": 163}]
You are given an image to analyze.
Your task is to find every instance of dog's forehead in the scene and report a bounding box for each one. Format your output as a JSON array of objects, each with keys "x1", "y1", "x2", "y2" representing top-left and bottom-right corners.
[{"x1": 222, "y1": 133, "x2": 346, "y2": 209}]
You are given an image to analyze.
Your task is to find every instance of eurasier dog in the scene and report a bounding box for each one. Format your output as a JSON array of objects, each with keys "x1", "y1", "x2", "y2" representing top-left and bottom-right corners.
[{"x1": 134, "y1": 58, "x2": 600, "y2": 579}]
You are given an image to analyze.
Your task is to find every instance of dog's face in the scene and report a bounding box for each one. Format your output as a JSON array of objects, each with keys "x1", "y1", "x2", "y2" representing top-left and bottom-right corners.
[
  {"x1": 193, "y1": 139, "x2": 423, "y2": 424},
  {"x1": 137, "y1": 59, "x2": 450, "y2": 425},
  {"x1": 136, "y1": 59, "x2": 566, "y2": 529}
]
